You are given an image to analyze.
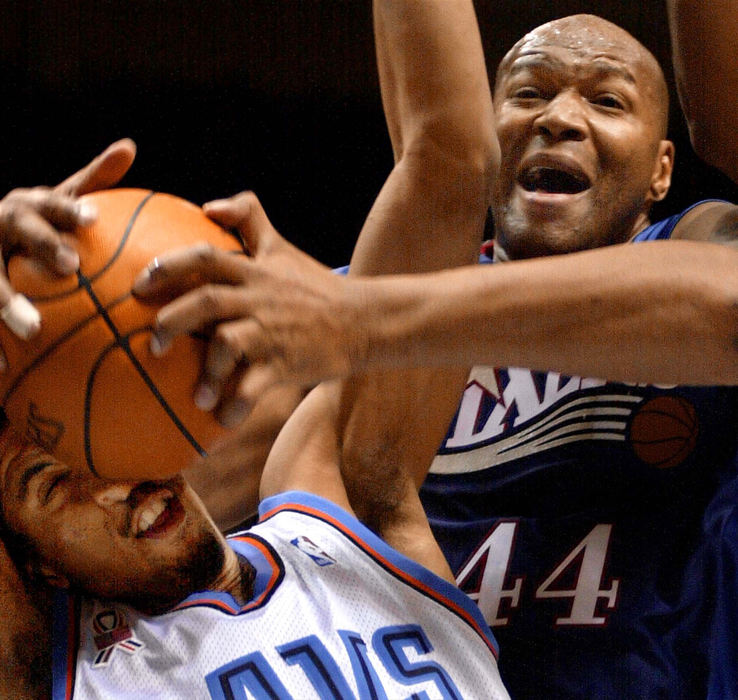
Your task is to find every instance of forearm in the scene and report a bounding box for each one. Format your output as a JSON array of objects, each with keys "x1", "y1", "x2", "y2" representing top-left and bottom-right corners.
[
  {"x1": 667, "y1": 0, "x2": 738, "y2": 181},
  {"x1": 340, "y1": 0, "x2": 491, "y2": 502},
  {"x1": 0, "y1": 546, "x2": 50, "y2": 698},
  {"x1": 357, "y1": 239, "x2": 738, "y2": 385},
  {"x1": 373, "y1": 0, "x2": 496, "y2": 168},
  {"x1": 353, "y1": 0, "x2": 496, "y2": 279}
]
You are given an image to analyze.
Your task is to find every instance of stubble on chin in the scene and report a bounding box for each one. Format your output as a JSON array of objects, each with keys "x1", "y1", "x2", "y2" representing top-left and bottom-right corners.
[{"x1": 73, "y1": 526, "x2": 227, "y2": 616}]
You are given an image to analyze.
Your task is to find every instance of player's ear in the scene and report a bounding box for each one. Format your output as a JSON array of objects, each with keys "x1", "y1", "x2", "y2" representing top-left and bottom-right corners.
[{"x1": 648, "y1": 139, "x2": 674, "y2": 203}]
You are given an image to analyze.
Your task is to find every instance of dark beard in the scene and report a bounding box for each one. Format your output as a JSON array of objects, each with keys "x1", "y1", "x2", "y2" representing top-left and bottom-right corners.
[{"x1": 71, "y1": 527, "x2": 226, "y2": 616}]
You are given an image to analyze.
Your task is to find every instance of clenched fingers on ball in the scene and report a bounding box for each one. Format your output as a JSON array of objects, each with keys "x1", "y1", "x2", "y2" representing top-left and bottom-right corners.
[
  {"x1": 134, "y1": 243, "x2": 248, "y2": 299},
  {"x1": 151, "y1": 283, "x2": 257, "y2": 356},
  {"x1": 195, "y1": 321, "x2": 257, "y2": 409}
]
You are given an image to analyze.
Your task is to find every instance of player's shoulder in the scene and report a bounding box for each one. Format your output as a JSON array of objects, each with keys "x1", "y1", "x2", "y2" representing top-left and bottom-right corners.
[{"x1": 643, "y1": 199, "x2": 738, "y2": 244}]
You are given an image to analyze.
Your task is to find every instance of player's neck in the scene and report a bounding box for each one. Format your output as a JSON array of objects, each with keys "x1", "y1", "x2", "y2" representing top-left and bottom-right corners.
[{"x1": 210, "y1": 548, "x2": 255, "y2": 605}]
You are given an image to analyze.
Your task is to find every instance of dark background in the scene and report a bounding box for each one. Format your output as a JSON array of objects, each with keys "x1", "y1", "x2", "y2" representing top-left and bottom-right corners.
[{"x1": 1, "y1": 0, "x2": 736, "y2": 266}]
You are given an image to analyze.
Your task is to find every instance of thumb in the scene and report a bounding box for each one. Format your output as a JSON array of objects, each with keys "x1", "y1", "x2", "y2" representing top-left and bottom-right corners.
[{"x1": 57, "y1": 138, "x2": 137, "y2": 196}]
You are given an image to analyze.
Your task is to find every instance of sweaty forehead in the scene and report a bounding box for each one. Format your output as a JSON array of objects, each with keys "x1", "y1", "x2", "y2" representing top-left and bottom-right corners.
[{"x1": 498, "y1": 15, "x2": 659, "y2": 88}]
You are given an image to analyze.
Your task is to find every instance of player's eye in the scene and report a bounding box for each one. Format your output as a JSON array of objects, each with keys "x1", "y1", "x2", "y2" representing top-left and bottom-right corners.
[
  {"x1": 592, "y1": 94, "x2": 624, "y2": 110},
  {"x1": 512, "y1": 87, "x2": 542, "y2": 100},
  {"x1": 43, "y1": 470, "x2": 70, "y2": 505}
]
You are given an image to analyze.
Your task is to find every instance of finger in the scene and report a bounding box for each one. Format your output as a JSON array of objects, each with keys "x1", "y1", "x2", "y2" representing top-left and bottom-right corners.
[
  {"x1": 0, "y1": 205, "x2": 80, "y2": 276},
  {"x1": 194, "y1": 333, "x2": 245, "y2": 412},
  {"x1": 203, "y1": 191, "x2": 277, "y2": 256},
  {"x1": 3, "y1": 187, "x2": 95, "y2": 233},
  {"x1": 56, "y1": 138, "x2": 137, "y2": 196},
  {"x1": 0, "y1": 292, "x2": 41, "y2": 342},
  {"x1": 132, "y1": 243, "x2": 249, "y2": 298},
  {"x1": 0, "y1": 254, "x2": 41, "y2": 345},
  {"x1": 225, "y1": 364, "x2": 285, "y2": 424},
  {"x1": 216, "y1": 395, "x2": 252, "y2": 428},
  {"x1": 151, "y1": 284, "x2": 250, "y2": 357}
]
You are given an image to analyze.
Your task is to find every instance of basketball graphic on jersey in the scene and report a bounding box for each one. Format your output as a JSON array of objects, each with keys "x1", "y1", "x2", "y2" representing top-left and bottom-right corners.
[{"x1": 628, "y1": 395, "x2": 699, "y2": 468}]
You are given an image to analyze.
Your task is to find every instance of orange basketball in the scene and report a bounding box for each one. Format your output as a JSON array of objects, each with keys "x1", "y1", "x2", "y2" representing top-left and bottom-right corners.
[
  {"x1": 628, "y1": 395, "x2": 699, "y2": 469},
  {"x1": 0, "y1": 188, "x2": 244, "y2": 480}
]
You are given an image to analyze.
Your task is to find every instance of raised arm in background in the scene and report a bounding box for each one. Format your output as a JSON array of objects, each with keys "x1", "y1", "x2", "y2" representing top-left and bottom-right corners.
[{"x1": 667, "y1": 0, "x2": 738, "y2": 183}]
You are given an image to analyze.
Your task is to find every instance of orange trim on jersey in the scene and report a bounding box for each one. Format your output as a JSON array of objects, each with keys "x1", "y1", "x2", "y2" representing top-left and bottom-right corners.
[
  {"x1": 260, "y1": 501, "x2": 499, "y2": 659},
  {"x1": 175, "y1": 534, "x2": 282, "y2": 614},
  {"x1": 65, "y1": 596, "x2": 77, "y2": 700}
]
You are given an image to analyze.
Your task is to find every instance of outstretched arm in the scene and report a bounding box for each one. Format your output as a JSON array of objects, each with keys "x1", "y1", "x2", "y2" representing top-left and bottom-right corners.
[{"x1": 667, "y1": 0, "x2": 738, "y2": 183}]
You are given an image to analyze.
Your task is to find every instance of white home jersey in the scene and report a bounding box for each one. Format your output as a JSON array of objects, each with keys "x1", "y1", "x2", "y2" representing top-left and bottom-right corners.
[{"x1": 52, "y1": 490, "x2": 508, "y2": 699}]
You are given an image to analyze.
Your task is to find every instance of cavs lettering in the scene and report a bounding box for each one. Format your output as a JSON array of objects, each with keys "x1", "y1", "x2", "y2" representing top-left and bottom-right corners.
[{"x1": 206, "y1": 624, "x2": 463, "y2": 700}]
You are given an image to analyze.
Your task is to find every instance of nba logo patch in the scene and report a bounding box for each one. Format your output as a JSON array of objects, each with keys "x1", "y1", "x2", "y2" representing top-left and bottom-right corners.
[
  {"x1": 291, "y1": 535, "x2": 336, "y2": 567},
  {"x1": 91, "y1": 608, "x2": 144, "y2": 667}
]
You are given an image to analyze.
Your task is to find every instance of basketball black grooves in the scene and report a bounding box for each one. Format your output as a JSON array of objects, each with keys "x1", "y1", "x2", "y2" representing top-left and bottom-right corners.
[{"x1": 5, "y1": 190, "x2": 208, "y2": 477}]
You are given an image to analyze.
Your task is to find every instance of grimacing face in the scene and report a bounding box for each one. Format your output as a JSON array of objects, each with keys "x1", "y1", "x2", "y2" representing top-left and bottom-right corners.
[
  {"x1": 0, "y1": 427, "x2": 227, "y2": 614},
  {"x1": 491, "y1": 14, "x2": 674, "y2": 259}
]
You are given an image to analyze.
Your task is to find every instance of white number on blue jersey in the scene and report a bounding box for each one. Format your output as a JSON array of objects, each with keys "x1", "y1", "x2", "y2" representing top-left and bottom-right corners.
[{"x1": 457, "y1": 522, "x2": 620, "y2": 627}]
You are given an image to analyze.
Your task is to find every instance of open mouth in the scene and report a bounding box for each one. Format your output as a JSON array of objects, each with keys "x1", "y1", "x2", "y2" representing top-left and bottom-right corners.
[
  {"x1": 129, "y1": 482, "x2": 185, "y2": 538},
  {"x1": 519, "y1": 166, "x2": 590, "y2": 195}
]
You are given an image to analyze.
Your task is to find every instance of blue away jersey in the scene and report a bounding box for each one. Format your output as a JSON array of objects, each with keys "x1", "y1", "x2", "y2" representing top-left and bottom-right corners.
[{"x1": 421, "y1": 201, "x2": 738, "y2": 699}]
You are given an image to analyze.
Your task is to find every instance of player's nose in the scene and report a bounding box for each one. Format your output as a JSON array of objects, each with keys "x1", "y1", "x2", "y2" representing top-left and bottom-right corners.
[
  {"x1": 533, "y1": 89, "x2": 587, "y2": 141},
  {"x1": 91, "y1": 480, "x2": 136, "y2": 508}
]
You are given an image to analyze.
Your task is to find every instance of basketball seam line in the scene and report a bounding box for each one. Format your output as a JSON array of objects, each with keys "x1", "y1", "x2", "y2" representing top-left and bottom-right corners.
[{"x1": 77, "y1": 192, "x2": 207, "y2": 476}]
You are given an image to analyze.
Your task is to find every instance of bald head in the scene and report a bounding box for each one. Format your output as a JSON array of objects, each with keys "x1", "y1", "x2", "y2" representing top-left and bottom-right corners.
[{"x1": 496, "y1": 14, "x2": 669, "y2": 137}]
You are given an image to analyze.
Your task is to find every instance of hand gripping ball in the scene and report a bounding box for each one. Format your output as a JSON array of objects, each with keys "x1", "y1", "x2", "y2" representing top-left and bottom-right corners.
[{"x1": 0, "y1": 188, "x2": 244, "y2": 480}]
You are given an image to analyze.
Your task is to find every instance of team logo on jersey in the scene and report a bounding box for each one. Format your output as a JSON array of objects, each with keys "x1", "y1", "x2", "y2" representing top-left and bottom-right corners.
[
  {"x1": 431, "y1": 367, "x2": 694, "y2": 474},
  {"x1": 91, "y1": 608, "x2": 145, "y2": 667},
  {"x1": 290, "y1": 535, "x2": 336, "y2": 566}
]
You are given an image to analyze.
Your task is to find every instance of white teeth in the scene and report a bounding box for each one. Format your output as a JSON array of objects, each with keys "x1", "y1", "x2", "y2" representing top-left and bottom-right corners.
[{"x1": 136, "y1": 498, "x2": 167, "y2": 534}]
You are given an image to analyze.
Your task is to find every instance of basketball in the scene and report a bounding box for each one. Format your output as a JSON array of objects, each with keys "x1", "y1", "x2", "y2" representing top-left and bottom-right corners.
[
  {"x1": 0, "y1": 188, "x2": 244, "y2": 480},
  {"x1": 628, "y1": 395, "x2": 699, "y2": 469}
]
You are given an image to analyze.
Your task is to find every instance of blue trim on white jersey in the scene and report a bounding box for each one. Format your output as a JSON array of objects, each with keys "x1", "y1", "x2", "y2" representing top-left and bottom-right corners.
[
  {"x1": 174, "y1": 532, "x2": 284, "y2": 615},
  {"x1": 259, "y1": 490, "x2": 500, "y2": 657},
  {"x1": 51, "y1": 589, "x2": 75, "y2": 700}
]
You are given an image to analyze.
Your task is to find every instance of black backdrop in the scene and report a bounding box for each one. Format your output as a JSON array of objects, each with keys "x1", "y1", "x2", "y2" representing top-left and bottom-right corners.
[{"x1": 1, "y1": 0, "x2": 736, "y2": 267}]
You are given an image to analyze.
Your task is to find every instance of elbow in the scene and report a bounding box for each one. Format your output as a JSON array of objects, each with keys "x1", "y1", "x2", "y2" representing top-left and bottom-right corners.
[
  {"x1": 405, "y1": 107, "x2": 499, "y2": 183},
  {"x1": 687, "y1": 118, "x2": 721, "y2": 166},
  {"x1": 684, "y1": 116, "x2": 738, "y2": 182},
  {"x1": 402, "y1": 127, "x2": 499, "y2": 205}
]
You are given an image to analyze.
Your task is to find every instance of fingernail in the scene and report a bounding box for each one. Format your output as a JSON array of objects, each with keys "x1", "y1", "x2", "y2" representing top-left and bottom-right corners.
[
  {"x1": 150, "y1": 331, "x2": 171, "y2": 357},
  {"x1": 219, "y1": 398, "x2": 249, "y2": 428},
  {"x1": 194, "y1": 383, "x2": 218, "y2": 411},
  {"x1": 76, "y1": 202, "x2": 98, "y2": 226},
  {"x1": 0, "y1": 294, "x2": 41, "y2": 340},
  {"x1": 56, "y1": 245, "x2": 80, "y2": 275},
  {"x1": 133, "y1": 257, "x2": 163, "y2": 295},
  {"x1": 132, "y1": 270, "x2": 151, "y2": 295}
]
